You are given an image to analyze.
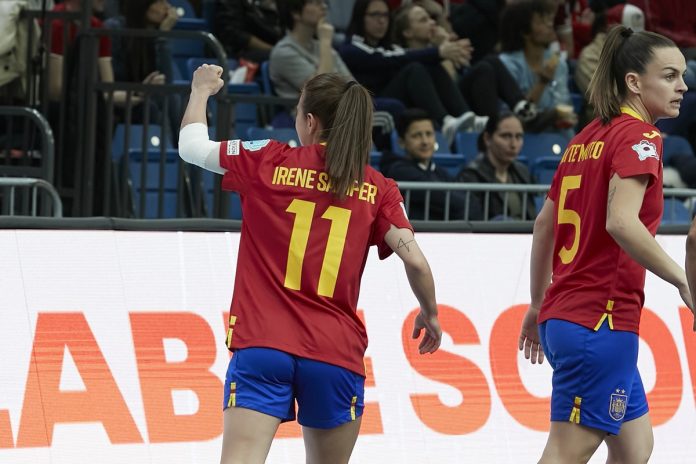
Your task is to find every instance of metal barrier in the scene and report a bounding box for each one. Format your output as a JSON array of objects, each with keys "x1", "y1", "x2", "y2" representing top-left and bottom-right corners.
[
  {"x1": 0, "y1": 177, "x2": 63, "y2": 217},
  {"x1": 0, "y1": 106, "x2": 55, "y2": 181},
  {"x1": 398, "y1": 182, "x2": 548, "y2": 221},
  {"x1": 397, "y1": 181, "x2": 696, "y2": 225}
]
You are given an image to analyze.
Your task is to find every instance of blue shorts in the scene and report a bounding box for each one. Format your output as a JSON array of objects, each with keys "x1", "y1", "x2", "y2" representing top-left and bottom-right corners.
[
  {"x1": 223, "y1": 347, "x2": 365, "y2": 429},
  {"x1": 539, "y1": 319, "x2": 648, "y2": 435}
]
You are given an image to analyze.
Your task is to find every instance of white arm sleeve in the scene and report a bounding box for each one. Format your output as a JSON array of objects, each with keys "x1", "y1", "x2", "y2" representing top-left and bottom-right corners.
[{"x1": 178, "y1": 123, "x2": 225, "y2": 174}]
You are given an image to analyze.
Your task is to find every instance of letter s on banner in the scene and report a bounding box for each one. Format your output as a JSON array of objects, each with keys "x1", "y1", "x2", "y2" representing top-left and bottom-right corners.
[{"x1": 402, "y1": 305, "x2": 491, "y2": 435}]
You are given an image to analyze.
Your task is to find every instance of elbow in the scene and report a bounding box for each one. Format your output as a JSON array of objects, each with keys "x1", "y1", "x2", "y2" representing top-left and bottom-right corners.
[
  {"x1": 687, "y1": 222, "x2": 696, "y2": 253},
  {"x1": 404, "y1": 255, "x2": 430, "y2": 277},
  {"x1": 606, "y1": 214, "x2": 630, "y2": 242}
]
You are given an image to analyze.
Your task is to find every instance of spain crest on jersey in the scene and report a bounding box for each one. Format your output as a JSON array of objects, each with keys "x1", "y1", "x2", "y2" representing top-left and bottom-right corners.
[{"x1": 609, "y1": 388, "x2": 628, "y2": 421}]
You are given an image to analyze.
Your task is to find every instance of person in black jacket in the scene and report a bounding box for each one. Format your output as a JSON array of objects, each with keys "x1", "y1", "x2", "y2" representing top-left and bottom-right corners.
[
  {"x1": 384, "y1": 108, "x2": 480, "y2": 220},
  {"x1": 214, "y1": 0, "x2": 282, "y2": 62},
  {"x1": 338, "y1": 0, "x2": 488, "y2": 145},
  {"x1": 457, "y1": 112, "x2": 537, "y2": 220}
]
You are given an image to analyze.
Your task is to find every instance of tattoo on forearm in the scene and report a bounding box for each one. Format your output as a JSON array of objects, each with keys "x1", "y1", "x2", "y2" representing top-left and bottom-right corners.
[
  {"x1": 398, "y1": 238, "x2": 415, "y2": 252},
  {"x1": 607, "y1": 186, "x2": 616, "y2": 218}
]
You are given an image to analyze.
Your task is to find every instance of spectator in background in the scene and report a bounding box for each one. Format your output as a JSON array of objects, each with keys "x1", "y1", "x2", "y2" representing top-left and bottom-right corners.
[
  {"x1": 104, "y1": 0, "x2": 180, "y2": 134},
  {"x1": 392, "y1": 3, "x2": 537, "y2": 122},
  {"x1": 457, "y1": 112, "x2": 537, "y2": 220},
  {"x1": 339, "y1": 0, "x2": 487, "y2": 145},
  {"x1": 449, "y1": 0, "x2": 506, "y2": 64},
  {"x1": 326, "y1": 0, "x2": 356, "y2": 43},
  {"x1": 269, "y1": 0, "x2": 352, "y2": 100},
  {"x1": 384, "y1": 108, "x2": 476, "y2": 220},
  {"x1": 48, "y1": 0, "x2": 112, "y2": 102},
  {"x1": 499, "y1": 0, "x2": 577, "y2": 137},
  {"x1": 214, "y1": 0, "x2": 282, "y2": 63},
  {"x1": 575, "y1": 3, "x2": 645, "y2": 124}
]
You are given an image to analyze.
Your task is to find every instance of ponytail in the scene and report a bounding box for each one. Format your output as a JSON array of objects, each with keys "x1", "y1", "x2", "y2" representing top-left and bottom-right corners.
[
  {"x1": 588, "y1": 25, "x2": 676, "y2": 124},
  {"x1": 301, "y1": 74, "x2": 373, "y2": 199}
]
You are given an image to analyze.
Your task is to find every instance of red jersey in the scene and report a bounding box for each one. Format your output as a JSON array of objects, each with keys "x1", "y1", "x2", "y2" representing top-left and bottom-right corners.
[
  {"x1": 218, "y1": 139, "x2": 412, "y2": 375},
  {"x1": 539, "y1": 109, "x2": 663, "y2": 334},
  {"x1": 50, "y1": 4, "x2": 111, "y2": 57}
]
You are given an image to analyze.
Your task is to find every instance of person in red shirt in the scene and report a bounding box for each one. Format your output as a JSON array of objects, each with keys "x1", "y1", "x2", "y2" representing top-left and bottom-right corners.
[
  {"x1": 519, "y1": 25, "x2": 694, "y2": 463},
  {"x1": 178, "y1": 65, "x2": 442, "y2": 464}
]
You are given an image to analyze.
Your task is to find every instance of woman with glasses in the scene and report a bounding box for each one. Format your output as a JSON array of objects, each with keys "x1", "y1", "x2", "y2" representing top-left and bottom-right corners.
[{"x1": 338, "y1": 0, "x2": 488, "y2": 145}]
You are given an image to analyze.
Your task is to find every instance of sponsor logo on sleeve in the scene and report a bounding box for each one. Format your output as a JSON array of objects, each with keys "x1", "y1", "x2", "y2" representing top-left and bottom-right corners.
[
  {"x1": 226, "y1": 140, "x2": 240, "y2": 156},
  {"x1": 642, "y1": 130, "x2": 661, "y2": 139},
  {"x1": 631, "y1": 140, "x2": 659, "y2": 161},
  {"x1": 241, "y1": 139, "x2": 271, "y2": 151}
]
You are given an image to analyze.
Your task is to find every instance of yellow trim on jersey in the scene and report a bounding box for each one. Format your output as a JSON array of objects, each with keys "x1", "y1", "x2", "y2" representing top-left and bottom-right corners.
[
  {"x1": 350, "y1": 396, "x2": 357, "y2": 421},
  {"x1": 620, "y1": 106, "x2": 645, "y2": 122},
  {"x1": 569, "y1": 396, "x2": 582, "y2": 424},
  {"x1": 226, "y1": 315, "x2": 238, "y2": 348},
  {"x1": 228, "y1": 382, "x2": 237, "y2": 408},
  {"x1": 594, "y1": 300, "x2": 615, "y2": 331}
]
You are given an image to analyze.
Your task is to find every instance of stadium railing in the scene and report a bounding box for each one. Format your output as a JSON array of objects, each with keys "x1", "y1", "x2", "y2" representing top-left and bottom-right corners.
[{"x1": 0, "y1": 177, "x2": 63, "y2": 217}]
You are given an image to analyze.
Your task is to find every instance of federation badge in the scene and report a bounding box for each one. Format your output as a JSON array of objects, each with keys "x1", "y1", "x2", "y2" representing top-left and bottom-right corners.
[
  {"x1": 242, "y1": 139, "x2": 271, "y2": 151},
  {"x1": 631, "y1": 140, "x2": 659, "y2": 161},
  {"x1": 609, "y1": 388, "x2": 628, "y2": 421}
]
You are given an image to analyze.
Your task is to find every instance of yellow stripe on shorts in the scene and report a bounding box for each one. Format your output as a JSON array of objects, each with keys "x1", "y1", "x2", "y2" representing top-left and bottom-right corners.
[
  {"x1": 227, "y1": 381, "x2": 237, "y2": 408},
  {"x1": 350, "y1": 396, "x2": 357, "y2": 421},
  {"x1": 569, "y1": 396, "x2": 582, "y2": 424}
]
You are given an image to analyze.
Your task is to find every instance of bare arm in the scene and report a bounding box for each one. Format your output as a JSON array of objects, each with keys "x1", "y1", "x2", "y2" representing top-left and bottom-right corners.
[
  {"x1": 530, "y1": 198, "x2": 555, "y2": 309},
  {"x1": 519, "y1": 198, "x2": 554, "y2": 365},
  {"x1": 181, "y1": 64, "x2": 224, "y2": 129},
  {"x1": 384, "y1": 225, "x2": 442, "y2": 353},
  {"x1": 606, "y1": 174, "x2": 687, "y2": 289},
  {"x1": 606, "y1": 173, "x2": 692, "y2": 309},
  {"x1": 178, "y1": 64, "x2": 226, "y2": 174},
  {"x1": 685, "y1": 220, "x2": 696, "y2": 330},
  {"x1": 316, "y1": 19, "x2": 335, "y2": 75},
  {"x1": 48, "y1": 53, "x2": 63, "y2": 101}
]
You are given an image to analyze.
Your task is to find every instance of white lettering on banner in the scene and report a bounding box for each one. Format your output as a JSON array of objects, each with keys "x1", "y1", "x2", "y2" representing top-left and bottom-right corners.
[{"x1": 0, "y1": 232, "x2": 694, "y2": 463}]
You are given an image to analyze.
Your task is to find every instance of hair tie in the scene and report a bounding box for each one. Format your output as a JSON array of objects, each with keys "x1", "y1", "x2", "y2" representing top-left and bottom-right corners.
[
  {"x1": 344, "y1": 80, "x2": 358, "y2": 91},
  {"x1": 620, "y1": 27, "x2": 634, "y2": 38}
]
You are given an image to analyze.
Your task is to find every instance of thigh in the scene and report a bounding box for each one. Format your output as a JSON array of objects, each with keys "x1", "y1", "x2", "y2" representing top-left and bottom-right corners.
[
  {"x1": 303, "y1": 417, "x2": 362, "y2": 464},
  {"x1": 380, "y1": 62, "x2": 427, "y2": 103},
  {"x1": 223, "y1": 347, "x2": 296, "y2": 422},
  {"x1": 294, "y1": 357, "x2": 365, "y2": 429},
  {"x1": 540, "y1": 420, "x2": 606, "y2": 464},
  {"x1": 604, "y1": 412, "x2": 653, "y2": 463},
  {"x1": 220, "y1": 406, "x2": 281, "y2": 464}
]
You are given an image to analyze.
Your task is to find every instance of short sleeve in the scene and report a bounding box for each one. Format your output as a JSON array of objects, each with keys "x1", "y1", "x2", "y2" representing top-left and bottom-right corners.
[
  {"x1": 92, "y1": 18, "x2": 112, "y2": 57},
  {"x1": 219, "y1": 139, "x2": 283, "y2": 194},
  {"x1": 611, "y1": 126, "x2": 662, "y2": 182},
  {"x1": 50, "y1": 20, "x2": 65, "y2": 54},
  {"x1": 370, "y1": 178, "x2": 413, "y2": 260}
]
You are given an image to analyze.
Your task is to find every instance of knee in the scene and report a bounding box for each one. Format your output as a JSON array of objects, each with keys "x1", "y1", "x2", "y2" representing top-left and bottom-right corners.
[
  {"x1": 401, "y1": 61, "x2": 428, "y2": 78},
  {"x1": 471, "y1": 60, "x2": 494, "y2": 79}
]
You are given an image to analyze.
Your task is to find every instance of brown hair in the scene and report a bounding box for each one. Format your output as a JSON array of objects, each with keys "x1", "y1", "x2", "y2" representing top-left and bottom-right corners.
[
  {"x1": 588, "y1": 25, "x2": 676, "y2": 123},
  {"x1": 392, "y1": 4, "x2": 418, "y2": 47},
  {"x1": 301, "y1": 73, "x2": 373, "y2": 199}
]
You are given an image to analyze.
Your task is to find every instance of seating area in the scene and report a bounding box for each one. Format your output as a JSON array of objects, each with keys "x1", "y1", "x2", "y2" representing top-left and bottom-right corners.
[{"x1": 4, "y1": 0, "x2": 696, "y2": 225}]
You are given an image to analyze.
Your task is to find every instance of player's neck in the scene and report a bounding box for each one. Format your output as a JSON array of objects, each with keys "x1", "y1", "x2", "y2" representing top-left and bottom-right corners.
[{"x1": 621, "y1": 99, "x2": 652, "y2": 124}]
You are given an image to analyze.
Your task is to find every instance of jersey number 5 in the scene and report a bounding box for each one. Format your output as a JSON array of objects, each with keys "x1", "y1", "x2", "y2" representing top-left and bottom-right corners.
[
  {"x1": 557, "y1": 175, "x2": 582, "y2": 264},
  {"x1": 284, "y1": 199, "x2": 351, "y2": 298}
]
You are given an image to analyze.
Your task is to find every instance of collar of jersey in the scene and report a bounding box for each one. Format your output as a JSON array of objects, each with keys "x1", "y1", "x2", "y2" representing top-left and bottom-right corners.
[{"x1": 620, "y1": 106, "x2": 645, "y2": 122}]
